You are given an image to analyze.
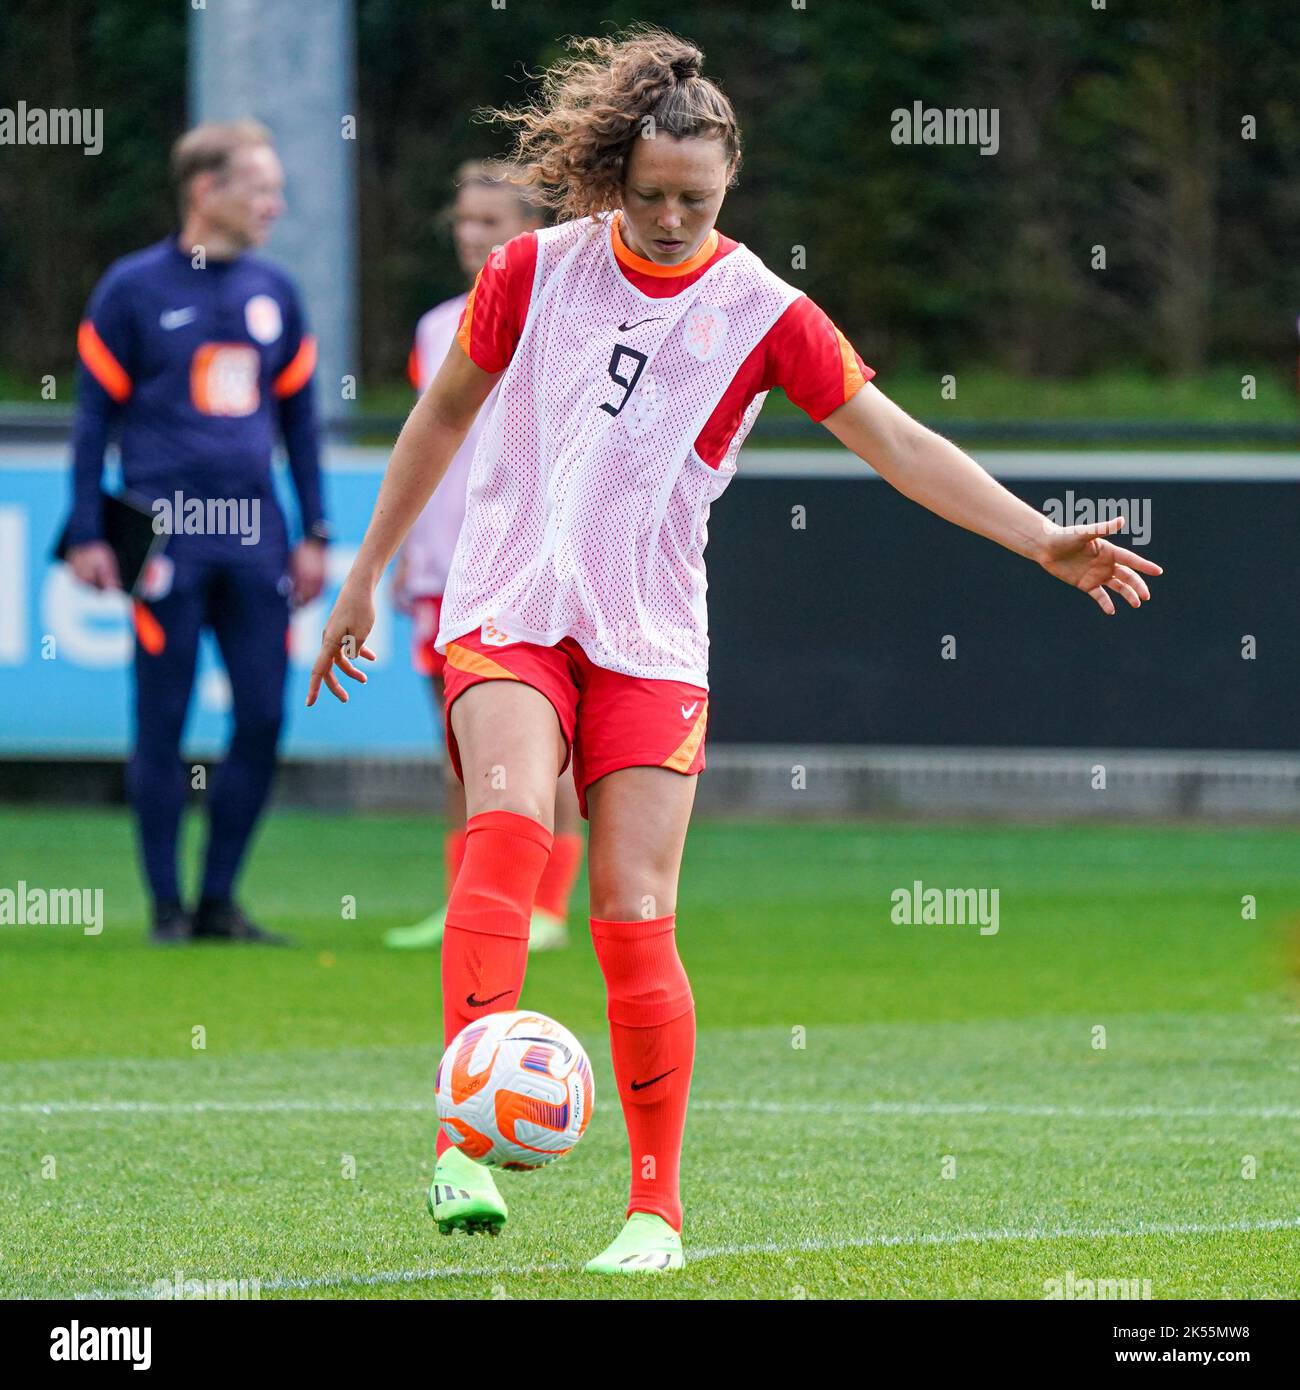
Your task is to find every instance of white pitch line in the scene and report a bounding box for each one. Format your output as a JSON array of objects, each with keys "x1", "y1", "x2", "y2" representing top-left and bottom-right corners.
[
  {"x1": 698, "y1": 1099, "x2": 1300, "y2": 1121},
  {"x1": 5, "y1": 1097, "x2": 1299, "y2": 1120},
  {"x1": 1, "y1": 1099, "x2": 429, "y2": 1115},
  {"x1": 71, "y1": 1215, "x2": 1300, "y2": 1300}
]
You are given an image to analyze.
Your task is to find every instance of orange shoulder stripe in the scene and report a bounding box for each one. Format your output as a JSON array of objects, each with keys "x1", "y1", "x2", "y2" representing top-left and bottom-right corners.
[
  {"x1": 835, "y1": 327, "x2": 867, "y2": 403},
  {"x1": 456, "y1": 266, "x2": 485, "y2": 361},
  {"x1": 273, "y1": 334, "x2": 317, "y2": 398},
  {"x1": 77, "y1": 320, "x2": 132, "y2": 402}
]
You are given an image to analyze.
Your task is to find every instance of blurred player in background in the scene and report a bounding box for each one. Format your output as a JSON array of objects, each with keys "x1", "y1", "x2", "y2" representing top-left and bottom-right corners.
[
  {"x1": 384, "y1": 160, "x2": 581, "y2": 954},
  {"x1": 65, "y1": 120, "x2": 328, "y2": 945}
]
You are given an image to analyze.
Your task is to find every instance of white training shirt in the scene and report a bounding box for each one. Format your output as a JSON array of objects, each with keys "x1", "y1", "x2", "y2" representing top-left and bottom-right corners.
[
  {"x1": 435, "y1": 212, "x2": 802, "y2": 687},
  {"x1": 401, "y1": 293, "x2": 496, "y2": 596}
]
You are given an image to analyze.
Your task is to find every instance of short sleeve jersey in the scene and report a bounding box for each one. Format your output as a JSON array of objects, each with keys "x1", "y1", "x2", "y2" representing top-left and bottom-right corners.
[
  {"x1": 400, "y1": 291, "x2": 487, "y2": 595},
  {"x1": 455, "y1": 212, "x2": 873, "y2": 467}
]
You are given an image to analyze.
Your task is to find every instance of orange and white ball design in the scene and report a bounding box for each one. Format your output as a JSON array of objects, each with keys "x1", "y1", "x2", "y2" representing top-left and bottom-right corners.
[{"x1": 435, "y1": 1011, "x2": 595, "y2": 1170}]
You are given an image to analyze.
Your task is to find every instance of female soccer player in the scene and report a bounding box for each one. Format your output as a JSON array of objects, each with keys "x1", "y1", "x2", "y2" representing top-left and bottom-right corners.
[
  {"x1": 309, "y1": 27, "x2": 1162, "y2": 1274},
  {"x1": 385, "y1": 160, "x2": 581, "y2": 955}
]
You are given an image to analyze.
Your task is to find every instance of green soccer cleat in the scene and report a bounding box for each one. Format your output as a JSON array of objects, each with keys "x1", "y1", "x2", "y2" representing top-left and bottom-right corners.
[
  {"x1": 583, "y1": 1212, "x2": 684, "y2": 1274},
  {"x1": 387, "y1": 906, "x2": 568, "y2": 952},
  {"x1": 528, "y1": 908, "x2": 569, "y2": 953},
  {"x1": 428, "y1": 1146, "x2": 507, "y2": 1237},
  {"x1": 384, "y1": 905, "x2": 448, "y2": 950}
]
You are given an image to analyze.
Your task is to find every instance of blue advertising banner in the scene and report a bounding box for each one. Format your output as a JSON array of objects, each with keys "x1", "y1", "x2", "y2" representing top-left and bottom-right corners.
[
  {"x1": 0, "y1": 446, "x2": 438, "y2": 757},
  {"x1": 4, "y1": 445, "x2": 1298, "y2": 756}
]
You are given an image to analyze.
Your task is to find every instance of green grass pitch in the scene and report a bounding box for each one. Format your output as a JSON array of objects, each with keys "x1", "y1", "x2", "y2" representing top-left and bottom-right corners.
[{"x1": 1, "y1": 808, "x2": 1297, "y2": 1300}]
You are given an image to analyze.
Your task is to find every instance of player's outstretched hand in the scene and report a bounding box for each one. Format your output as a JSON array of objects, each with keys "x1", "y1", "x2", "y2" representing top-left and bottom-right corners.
[
  {"x1": 307, "y1": 579, "x2": 377, "y2": 706},
  {"x1": 1039, "y1": 516, "x2": 1163, "y2": 615}
]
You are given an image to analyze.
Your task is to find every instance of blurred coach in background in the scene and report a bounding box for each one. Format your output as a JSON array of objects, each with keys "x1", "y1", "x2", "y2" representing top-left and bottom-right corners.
[{"x1": 64, "y1": 120, "x2": 328, "y2": 945}]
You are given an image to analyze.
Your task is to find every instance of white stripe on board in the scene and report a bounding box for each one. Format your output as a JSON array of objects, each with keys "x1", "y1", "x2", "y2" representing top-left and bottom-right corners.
[
  {"x1": 6, "y1": 1096, "x2": 1297, "y2": 1120},
  {"x1": 5, "y1": 443, "x2": 1300, "y2": 481},
  {"x1": 736, "y1": 449, "x2": 1300, "y2": 481}
]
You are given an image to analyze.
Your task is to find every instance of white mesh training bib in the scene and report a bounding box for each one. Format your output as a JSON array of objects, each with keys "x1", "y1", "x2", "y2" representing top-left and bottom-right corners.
[{"x1": 435, "y1": 212, "x2": 803, "y2": 686}]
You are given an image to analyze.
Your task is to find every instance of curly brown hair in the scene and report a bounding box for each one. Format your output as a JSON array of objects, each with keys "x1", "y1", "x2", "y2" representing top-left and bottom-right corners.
[{"x1": 476, "y1": 24, "x2": 741, "y2": 224}]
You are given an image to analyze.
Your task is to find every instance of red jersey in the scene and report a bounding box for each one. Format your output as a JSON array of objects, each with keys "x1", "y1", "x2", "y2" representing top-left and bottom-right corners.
[{"x1": 456, "y1": 211, "x2": 873, "y2": 468}]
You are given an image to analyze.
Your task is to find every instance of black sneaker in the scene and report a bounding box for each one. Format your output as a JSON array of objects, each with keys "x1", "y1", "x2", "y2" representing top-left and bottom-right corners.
[
  {"x1": 150, "y1": 901, "x2": 193, "y2": 946},
  {"x1": 192, "y1": 899, "x2": 292, "y2": 946}
]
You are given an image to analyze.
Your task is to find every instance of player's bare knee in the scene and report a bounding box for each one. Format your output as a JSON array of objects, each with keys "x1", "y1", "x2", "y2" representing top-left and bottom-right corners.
[
  {"x1": 463, "y1": 777, "x2": 554, "y2": 828},
  {"x1": 588, "y1": 876, "x2": 677, "y2": 922}
]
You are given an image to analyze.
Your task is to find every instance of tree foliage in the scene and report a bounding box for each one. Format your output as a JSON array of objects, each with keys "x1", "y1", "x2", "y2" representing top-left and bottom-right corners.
[{"x1": 2, "y1": 0, "x2": 1297, "y2": 387}]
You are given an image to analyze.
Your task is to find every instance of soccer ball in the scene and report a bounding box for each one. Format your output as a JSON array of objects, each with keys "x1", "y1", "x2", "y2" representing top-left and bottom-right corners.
[{"x1": 435, "y1": 1011, "x2": 594, "y2": 1170}]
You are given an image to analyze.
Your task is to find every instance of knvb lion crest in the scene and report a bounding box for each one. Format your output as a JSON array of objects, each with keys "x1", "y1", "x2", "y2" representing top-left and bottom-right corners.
[
  {"x1": 244, "y1": 294, "x2": 282, "y2": 345},
  {"x1": 682, "y1": 304, "x2": 728, "y2": 362}
]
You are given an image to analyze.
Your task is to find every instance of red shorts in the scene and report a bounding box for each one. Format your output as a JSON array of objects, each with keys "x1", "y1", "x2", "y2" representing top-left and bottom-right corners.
[
  {"x1": 439, "y1": 623, "x2": 709, "y2": 819},
  {"x1": 412, "y1": 595, "x2": 445, "y2": 678}
]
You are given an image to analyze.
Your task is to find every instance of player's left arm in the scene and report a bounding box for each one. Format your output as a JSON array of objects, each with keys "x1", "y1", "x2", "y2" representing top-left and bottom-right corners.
[
  {"x1": 821, "y1": 381, "x2": 1163, "y2": 614},
  {"x1": 273, "y1": 285, "x2": 328, "y2": 604},
  {"x1": 67, "y1": 269, "x2": 137, "y2": 589}
]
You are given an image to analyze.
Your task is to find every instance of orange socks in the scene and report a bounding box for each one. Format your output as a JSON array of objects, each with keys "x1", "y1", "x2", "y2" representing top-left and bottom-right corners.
[
  {"x1": 437, "y1": 810, "x2": 552, "y2": 1157},
  {"x1": 445, "y1": 826, "x2": 580, "y2": 922},
  {"x1": 589, "y1": 914, "x2": 696, "y2": 1232},
  {"x1": 437, "y1": 818, "x2": 690, "y2": 1230},
  {"x1": 534, "y1": 832, "x2": 583, "y2": 919}
]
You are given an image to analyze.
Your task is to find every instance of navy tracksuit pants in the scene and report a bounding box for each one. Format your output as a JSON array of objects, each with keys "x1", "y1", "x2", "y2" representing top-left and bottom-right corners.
[{"x1": 128, "y1": 549, "x2": 291, "y2": 906}]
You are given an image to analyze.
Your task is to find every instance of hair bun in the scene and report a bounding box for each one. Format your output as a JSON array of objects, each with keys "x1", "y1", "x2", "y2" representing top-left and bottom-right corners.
[{"x1": 670, "y1": 53, "x2": 701, "y2": 80}]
